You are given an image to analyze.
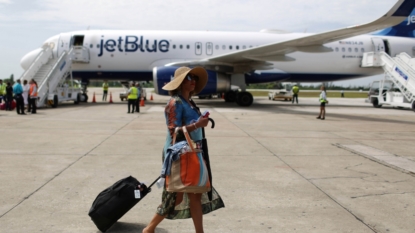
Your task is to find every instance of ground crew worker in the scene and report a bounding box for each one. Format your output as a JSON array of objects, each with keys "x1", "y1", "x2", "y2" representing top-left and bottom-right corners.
[
  {"x1": 317, "y1": 85, "x2": 328, "y2": 120},
  {"x1": 135, "y1": 83, "x2": 141, "y2": 113},
  {"x1": 292, "y1": 84, "x2": 299, "y2": 104},
  {"x1": 341, "y1": 90, "x2": 344, "y2": 98},
  {"x1": 127, "y1": 83, "x2": 138, "y2": 113},
  {"x1": 0, "y1": 79, "x2": 6, "y2": 103},
  {"x1": 5, "y1": 82, "x2": 13, "y2": 111},
  {"x1": 13, "y1": 80, "x2": 25, "y2": 115},
  {"x1": 29, "y1": 79, "x2": 37, "y2": 114},
  {"x1": 102, "y1": 81, "x2": 109, "y2": 101}
]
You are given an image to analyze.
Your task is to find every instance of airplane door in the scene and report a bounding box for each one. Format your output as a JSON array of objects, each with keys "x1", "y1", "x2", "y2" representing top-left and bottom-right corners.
[
  {"x1": 195, "y1": 42, "x2": 202, "y2": 55},
  {"x1": 57, "y1": 33, "x2": 72, "y2": 56},
  {"x1": 206, "y1": 42, "x2": 213, "y2": 55},
  {"x1": 371, "y1": 38, "x2": 385, "y2": 52},
  {"x1": 72, "y1": 35, "x2": 85, "y2": 46}
]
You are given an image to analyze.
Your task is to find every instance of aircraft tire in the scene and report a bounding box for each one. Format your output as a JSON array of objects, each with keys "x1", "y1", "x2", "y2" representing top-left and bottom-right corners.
[
  {"x1": 412, "y1": 102, "x2": 415, "y2": 112},
  {"x1": 74, "y1": 93, "x2": 81, "y2": 104},
  {"x1": 372, "y1": 98, "x2": 382, "y2": 108},
  {"x1": 81, "y1": 93, "x2": 88, "y2": 102},
  {"x1": 236, "y1": 91, "x2": 253, "y2": 107},
  {"x1": 224, "y1": 91, "x2": 237, "y2": 102},
  {"x1": 52, "y1": 95, "x2": 58, "y2": 108}
]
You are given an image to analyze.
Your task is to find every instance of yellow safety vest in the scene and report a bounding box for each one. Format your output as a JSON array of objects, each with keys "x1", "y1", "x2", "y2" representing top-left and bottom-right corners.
[
  {"x1": 103, "y1": 83, "x2": 109, "y2": 91},
  {"x1": 0, "y1": 83, "x2": 6, "y2": 95},
  {"x1": 292, "y1": 86, "x2": 299, "y2": 94},
  {"x1": 128, "y1": 87, "x2": 138, "y2": 100}
]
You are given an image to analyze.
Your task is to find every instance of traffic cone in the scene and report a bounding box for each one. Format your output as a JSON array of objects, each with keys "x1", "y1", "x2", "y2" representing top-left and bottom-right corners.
[
  {"x1": 109, "y1": 92, "x2": 113, "y2": 103},
  {"x1": 92, "y1": 92, "x2": 96, "y2": 103},
  {"x1": 150, "y1": 94, "x2": 153, "y2": 101},
  {"x1": 222, "y1": 93, "x2": 225, "y2": 99},
  {"x1": 140, "y1": 97, "x2": 145, "y2": 107}
]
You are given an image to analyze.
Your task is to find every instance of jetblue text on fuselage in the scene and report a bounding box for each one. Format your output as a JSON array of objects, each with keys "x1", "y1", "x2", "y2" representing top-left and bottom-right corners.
[
  {"x1": 98, "y1": 35, "x2": 170, "y2": 56},
  {"x1": 407, "y1": 15, "x2": 415, "y2": 25}
]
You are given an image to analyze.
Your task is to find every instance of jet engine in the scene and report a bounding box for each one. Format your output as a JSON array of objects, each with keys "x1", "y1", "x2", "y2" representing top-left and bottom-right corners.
[{"x1": 152, "y1": 66, "x2": 230, "y2": 96}]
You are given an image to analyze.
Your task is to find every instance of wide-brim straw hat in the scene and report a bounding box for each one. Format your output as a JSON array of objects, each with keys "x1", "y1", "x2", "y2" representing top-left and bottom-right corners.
[{"x1": 162, "y1": 67, "x2": 208, "y2": 94}]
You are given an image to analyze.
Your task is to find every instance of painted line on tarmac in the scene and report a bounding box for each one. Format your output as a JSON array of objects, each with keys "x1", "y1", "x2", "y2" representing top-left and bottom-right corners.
[{"x1": 336, "y1": 144, "x2": 415, "y2": 176}]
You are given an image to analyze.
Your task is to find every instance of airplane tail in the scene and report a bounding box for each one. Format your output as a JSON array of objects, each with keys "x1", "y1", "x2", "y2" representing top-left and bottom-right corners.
[{"x1": 375, "y1": 8, "x2": 415, "y2": 38}]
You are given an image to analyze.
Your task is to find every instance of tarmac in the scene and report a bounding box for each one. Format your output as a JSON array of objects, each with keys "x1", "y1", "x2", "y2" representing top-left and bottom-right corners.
[{"x1": 1, "y1": 87, "x2": 415, "y2": 233}]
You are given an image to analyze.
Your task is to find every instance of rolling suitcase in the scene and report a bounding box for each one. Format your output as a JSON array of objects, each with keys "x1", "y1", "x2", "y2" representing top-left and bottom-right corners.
[{"x1": 88, "y1": 176, "x2": 159, "y2": 232}]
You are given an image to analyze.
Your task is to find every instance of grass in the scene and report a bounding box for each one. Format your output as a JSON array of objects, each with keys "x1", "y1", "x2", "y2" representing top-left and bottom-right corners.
[{"x1": 248, "y1": 90, "x2": 368, "y2": 98}]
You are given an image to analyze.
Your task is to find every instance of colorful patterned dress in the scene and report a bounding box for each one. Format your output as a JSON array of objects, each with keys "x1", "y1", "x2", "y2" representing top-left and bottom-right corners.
[{"x1": 157, "y1": 95, "x2": 225, "y2": 219}]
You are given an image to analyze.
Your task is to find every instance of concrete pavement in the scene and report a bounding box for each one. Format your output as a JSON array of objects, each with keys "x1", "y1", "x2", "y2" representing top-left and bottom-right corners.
[{"x1": 0, "y1": 88, "x2": 415, "y2": 233}]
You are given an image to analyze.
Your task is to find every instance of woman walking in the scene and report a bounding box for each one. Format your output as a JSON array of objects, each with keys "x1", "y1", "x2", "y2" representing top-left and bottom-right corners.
[
  {"x1": 143, "y1": 67, "x2": 224, "y2": 233},
  {"x1": 317, "y1": 85, "x2": 328, "y2": 120}
]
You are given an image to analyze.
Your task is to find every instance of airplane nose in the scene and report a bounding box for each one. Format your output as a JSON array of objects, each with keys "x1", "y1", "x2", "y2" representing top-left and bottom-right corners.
[{"x1": 20, "y1": 48, "x2": 42, "y2": 70}]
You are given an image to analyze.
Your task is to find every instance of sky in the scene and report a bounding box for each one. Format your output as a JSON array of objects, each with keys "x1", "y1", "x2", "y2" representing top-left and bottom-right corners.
[{"x1": 0, "y1": 0, "x2": 403, "y2": 87}]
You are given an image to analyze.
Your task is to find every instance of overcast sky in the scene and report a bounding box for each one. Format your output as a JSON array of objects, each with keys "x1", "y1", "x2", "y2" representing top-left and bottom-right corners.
[{"x1": 0, "y1": 0, "x2": 402, "y2": 87}]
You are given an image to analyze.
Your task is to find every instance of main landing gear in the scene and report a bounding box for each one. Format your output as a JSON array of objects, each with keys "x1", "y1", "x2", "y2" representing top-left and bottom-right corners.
[
  {"x1": 224, "y1": 91, "x2": 254, "y2": 107},
  {"x1": 80, "y1": 82, "x2": 89, "y2": 102}
]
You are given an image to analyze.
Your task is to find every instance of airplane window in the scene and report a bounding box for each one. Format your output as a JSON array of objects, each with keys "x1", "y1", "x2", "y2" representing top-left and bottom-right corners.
[
  {"x1": 229, "y1": 45, "x2": 232, "y2": 50},
  {"x1": 173, "y1": 45, "x2": 176, "y2": 49},
  {"x1": 97, "y1": 44, "x2": 100, "y2": 48},
  {"x1": 215, "y1": 45, "x2": 219, "y2": 50},
  {"x1": 186, "y1": 45, "x2": 190, "y2": 49},
  {"x1": 249, "y1": 46, "x2": 253, "y2": 48},
  {"x1": 180, "y1": 45, "x2": 183, "y2": 49},
  {"x1": 342, "y1": 48, "x2": 345, "y2": 52},
  {"x1": 197, "y1": 45, "x2": 200, "y2": 49},
  {"x1": 355, "y1": 48, "x2": 358, "y2": 52},
  {"x1": 222, "y1": 45, "x2": 226, "y2": 50},
  {"x1": 348, "y1": 48, "x2": 352, "y2": 52},
  {"x1": 335, "y1": 47, "x2": 339, "y2": 52},
  {"x1": 243, "y1": 45, "x2": 246, "y2": 49},
  {"x1": 361, "y1": 48, "x2": 365, "y2": 52},
  {"x1": 236, "y1": 46, "x2": 239, "y2": 50},
  {"x1": 90, "y1": 44, "x2": 93, "y2": 48}
]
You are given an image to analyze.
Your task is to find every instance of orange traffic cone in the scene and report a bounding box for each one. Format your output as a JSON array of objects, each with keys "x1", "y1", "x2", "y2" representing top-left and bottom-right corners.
[
  {"x1": 109, "y1": 92, "x2": 113, "y2": 103},
  {"x1": 150, "y1": 94, "x2": 153, "y2": 101},
  {"x1": 92, "y1": 92, "x2": 96, "y2": 103},
  {"x1": 140, "y1": 97, "x2": 145, "y2": 107}
]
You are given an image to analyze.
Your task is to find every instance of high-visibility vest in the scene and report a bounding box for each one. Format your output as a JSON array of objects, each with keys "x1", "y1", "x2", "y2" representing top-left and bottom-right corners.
[
  {"x1": 0, "y1": 83, "x2": 5, "y2": 95},
  {"x1": 128, "y1": 87, "x2": 138, "y2": 100},
  {"x1": 30, "y1": 84, "x2": 38, "y2": 97},
  {"x1": 292, "y1": 86, "x2": 299, "y2": 94},
  {"x1": 103, "y1": 83, "x2": 109, "y2": 91}
]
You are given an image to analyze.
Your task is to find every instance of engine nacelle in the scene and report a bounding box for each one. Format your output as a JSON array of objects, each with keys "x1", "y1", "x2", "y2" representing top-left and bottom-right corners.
[{"x1": 153, "y1": 66, "x2": 230, "y2": 96}]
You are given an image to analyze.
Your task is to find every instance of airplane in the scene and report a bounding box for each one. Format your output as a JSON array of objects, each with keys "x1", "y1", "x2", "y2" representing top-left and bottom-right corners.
[{"x1": 20, "y1": 0, "x2": 415, "y2": 106}]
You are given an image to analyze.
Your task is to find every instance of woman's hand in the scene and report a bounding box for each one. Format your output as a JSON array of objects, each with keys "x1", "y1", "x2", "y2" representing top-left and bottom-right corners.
[{"x1": 196, "y1": 117, "x2": 209, "y2": 128}]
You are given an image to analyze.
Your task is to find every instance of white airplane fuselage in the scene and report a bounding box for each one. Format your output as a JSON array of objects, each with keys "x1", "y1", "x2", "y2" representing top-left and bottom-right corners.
[{"x1": 21, "y1": 30, "x2": 415, "y2": 93}]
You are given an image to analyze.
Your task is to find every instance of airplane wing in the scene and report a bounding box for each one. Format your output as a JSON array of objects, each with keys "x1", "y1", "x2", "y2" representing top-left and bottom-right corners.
[{"x1": 166, "y1": 0, "x2": 415, "y2": 73}]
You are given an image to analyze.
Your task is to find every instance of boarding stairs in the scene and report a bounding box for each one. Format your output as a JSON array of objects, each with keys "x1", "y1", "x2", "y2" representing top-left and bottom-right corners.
[
  {"x1": 361, "y1": 51, "x2": 415, "y2": 106},
  {"x1": 19, "y1": 44, "x2": 90, "y2": 107}
]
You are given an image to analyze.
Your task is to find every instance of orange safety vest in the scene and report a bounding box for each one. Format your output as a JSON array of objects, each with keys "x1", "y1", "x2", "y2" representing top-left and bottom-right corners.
[{"x1": 30, "y1": 84, "x2": 38, "y2": 97}]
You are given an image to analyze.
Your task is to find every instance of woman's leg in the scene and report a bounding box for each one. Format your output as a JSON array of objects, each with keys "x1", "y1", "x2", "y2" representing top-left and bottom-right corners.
[
  {"x1": 143, "y1": 193, "x2": 183, "y2": 233},
  {"x1": 322, "y1": 106, "x2": 326, "y2": 118},
  {"x1": 188, "y1": 193, "x2": 204, "y2": 233},
  {"x1": 143, "y1": 214, "x2": 165, "y2": 233},
  {"x1": 317, "y1": 105, "x2": 322, "y2": 118}
]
